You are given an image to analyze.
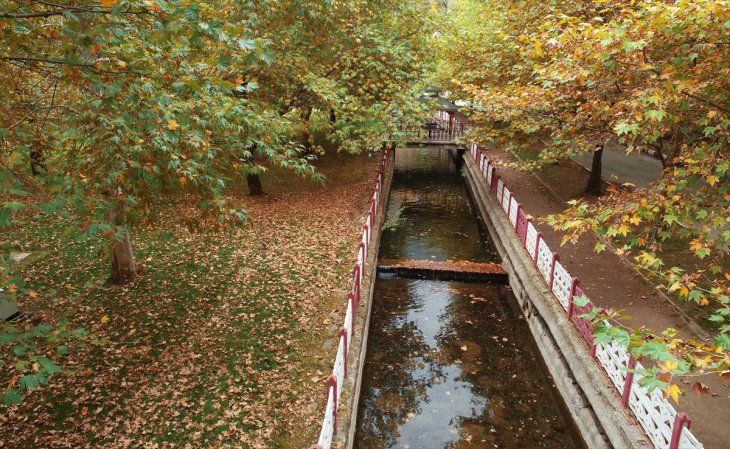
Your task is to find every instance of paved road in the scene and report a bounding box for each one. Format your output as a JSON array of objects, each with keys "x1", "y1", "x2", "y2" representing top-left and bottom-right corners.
[{"x1": 573, "y1": 142, "x2": 663, "y2": 187}]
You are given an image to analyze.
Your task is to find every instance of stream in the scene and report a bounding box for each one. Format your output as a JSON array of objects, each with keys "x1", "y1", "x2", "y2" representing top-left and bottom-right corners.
[{"x1": 354, "y1": 147, "x2": 586, "y2": 449}]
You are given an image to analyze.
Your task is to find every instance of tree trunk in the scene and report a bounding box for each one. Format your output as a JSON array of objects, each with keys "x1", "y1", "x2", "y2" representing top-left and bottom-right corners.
[
  {"x1": 246, "y1": 173, "x2": 263, "y2": 196},
  {"x1": 329, "y1": 108, "x2": 336, "y2": 125},
  {"x1": 30, "y1": 147, "x2": 45, "y2": 176},
  {"x1": 585, "y1": 144, "x2": 604, "y2": 195},
  {"x1": 300, "y1": 106, "x2": 313, "y2": 153},
  {"x1": 109, "y1": 230, "x2": 137, "y2": 284}
]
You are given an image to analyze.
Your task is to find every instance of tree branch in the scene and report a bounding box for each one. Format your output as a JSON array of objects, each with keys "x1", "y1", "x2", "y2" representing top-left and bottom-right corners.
[
  {"x1": 681, "y1": 91, "x2": 730, "y2": 114},
  {"x1": 8, "y1": 105, "x2": 79, "y2": 130}
]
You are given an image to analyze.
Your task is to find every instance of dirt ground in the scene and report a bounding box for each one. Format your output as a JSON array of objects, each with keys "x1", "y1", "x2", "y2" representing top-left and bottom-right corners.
[
  {"x1": 0, "y1": 151, "x2": 380, "y2": 449},
  {"x1": 483, "y1": 145, "x2": 730, "y2": 449}
]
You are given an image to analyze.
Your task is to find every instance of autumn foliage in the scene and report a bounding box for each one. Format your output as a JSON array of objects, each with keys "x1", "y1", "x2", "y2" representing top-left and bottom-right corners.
[{"x1": 438, "y1": 0, "x2": 730, "y2": 396}]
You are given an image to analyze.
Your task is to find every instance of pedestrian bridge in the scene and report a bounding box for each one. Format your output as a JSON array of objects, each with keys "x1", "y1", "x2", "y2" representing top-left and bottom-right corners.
[{"x1": 393, "y1": 115, "x2": 469, "y2": 148}]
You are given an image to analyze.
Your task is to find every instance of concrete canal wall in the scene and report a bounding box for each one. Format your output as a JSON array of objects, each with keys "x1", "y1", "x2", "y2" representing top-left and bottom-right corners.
[{"x1": 462, "y1": 150, "x2": 648, "y2": 449}]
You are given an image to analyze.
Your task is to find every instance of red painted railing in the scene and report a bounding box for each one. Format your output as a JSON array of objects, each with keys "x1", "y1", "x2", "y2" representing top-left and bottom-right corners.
[{"x1": 311, "y1": 146, "x2": 392, "y2": 449}]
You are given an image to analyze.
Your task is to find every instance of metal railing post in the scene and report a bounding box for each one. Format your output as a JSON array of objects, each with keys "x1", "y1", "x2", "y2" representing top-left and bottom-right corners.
[
  {"x1": 549, "y1": 252, "x2": 560, "y2": 290},
  {"x1": 669, "y1": 413, "x2": 692, "y2": 449}
]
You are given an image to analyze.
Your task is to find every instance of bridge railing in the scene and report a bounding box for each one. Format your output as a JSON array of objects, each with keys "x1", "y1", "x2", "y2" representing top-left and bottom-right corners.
[
  {"x1": 388, "y1": 117, "x2": 468, "y2": 143},
  {"x1": 310, "y1": 146, "x2": 392, "y2": 449},
  {"x1": 468, "y1": 143, "x2": 704, "y2": 449}
]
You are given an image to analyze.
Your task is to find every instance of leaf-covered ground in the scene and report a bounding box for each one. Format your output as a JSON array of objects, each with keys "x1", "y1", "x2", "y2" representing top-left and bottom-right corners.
[{"x1": 0, "y1": 152, "x2": 378, "y2": 448}]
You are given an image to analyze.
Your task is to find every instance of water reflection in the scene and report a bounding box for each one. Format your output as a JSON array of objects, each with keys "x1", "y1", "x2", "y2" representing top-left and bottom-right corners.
[
  {"x1": 379, "y1": 148, "x2": 498, "y2": 263},
  {"x1": 355, "y1": 280, "x2": 584, "y2": 449},
  {"x1": 355, "y1": 148, "x2": 585, "y2": 449}
]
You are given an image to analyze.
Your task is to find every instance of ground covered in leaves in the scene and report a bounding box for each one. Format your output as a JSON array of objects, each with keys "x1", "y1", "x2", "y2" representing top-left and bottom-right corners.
[{"x1": 1, "y1": 152, "x2": 378, "y2": 448}]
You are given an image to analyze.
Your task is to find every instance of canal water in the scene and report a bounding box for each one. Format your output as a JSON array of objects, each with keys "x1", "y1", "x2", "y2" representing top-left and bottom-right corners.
[{"x1": 354, "y1": 147, "x2": 586, "y2": 449}]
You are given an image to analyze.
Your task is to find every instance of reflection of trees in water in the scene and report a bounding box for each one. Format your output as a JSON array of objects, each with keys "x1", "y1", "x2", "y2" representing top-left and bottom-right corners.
[
  {"x1": 381, "y1": 184, "x2": 498, "y2": 262},
  {"x1": 392, "y1": 188, "x2": 468, "y2": 214},
  {"x1": 436, "y1": 284, "x2": 583, "y2": 449},
  {"x1": 393, "y1": 147, "x2": 457, "y2": 173},
  {"x1": 355, "y1": 282, "x2": 446, "y2": 449}
]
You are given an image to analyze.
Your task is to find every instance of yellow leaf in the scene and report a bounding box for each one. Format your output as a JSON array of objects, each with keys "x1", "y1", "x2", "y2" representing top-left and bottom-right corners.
[
  {"x1": 629, "y1": 215, "x2": 642, "y2": 225},
  {"x1": 660, "y1": 359, "x2": 679, "y2": 373},
  {"x1": 28, "y1": 290, "x2": 38, "y2": 298},
  {"x1": 707, "y1": 175, "x2": 719, "y2": 186},
  {"x1": 666, "y1": 384, "x2": 682, "y2": 404},
  {"x1": 618, "y1": 225, "x2": 630, "y2": 236},
  {"x1": 678, "y1": 285, "x2": 689, "y2": 297},
  {"x1": 167, "y1": 119, "x2": 180, "y2": 130},
  {"x1": 101, "y1": 315, "x2": 110, "y2": 324}
]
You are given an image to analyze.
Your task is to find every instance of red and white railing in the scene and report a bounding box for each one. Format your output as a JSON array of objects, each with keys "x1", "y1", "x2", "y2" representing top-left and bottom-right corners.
[
  {"x1": 468, "y1": 143, "x2": 704, "y2": 449},
  {"x1": 310, "y1": 146, "x2": 392, "y2": 449}
]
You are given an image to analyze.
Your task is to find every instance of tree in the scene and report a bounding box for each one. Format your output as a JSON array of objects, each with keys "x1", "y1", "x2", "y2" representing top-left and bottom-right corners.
[
  {"x1": 1, "y1": 0, "x2": 439, "y2": 404},
  {"x1": 247, "y1": 0, "x2": 436, "y2": 154},
  {"x1": 437, "y1": 0, "x2": 730, "y2": 396},
  {"x1": 1, "y1": 0, "x2": 318, "y2": 283}
]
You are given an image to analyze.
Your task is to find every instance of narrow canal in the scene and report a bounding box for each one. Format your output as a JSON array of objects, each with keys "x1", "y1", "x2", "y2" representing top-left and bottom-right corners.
[{"x1": 354, "y1": 147, "x2": 586, "y2": 449}]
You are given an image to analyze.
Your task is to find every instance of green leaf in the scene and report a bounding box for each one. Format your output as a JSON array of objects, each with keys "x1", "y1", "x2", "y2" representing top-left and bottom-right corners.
[
  {"x1": 594, "y1": 331, "x2": 612, "y2": 346},
  {"x1": 645, "y1": 110, "x2": 667, "y2": 122},
  {"x1": 663, "y1": 214, "x2": 678, "y2": 225},
  {"x1": 2, "y1": 388, "x2": 22, "y2": 405},
  {"x1": 580, "y1": 307, "x2": 602, "y2": 321},
  {"x1": 19, "y1": 374, "x2": 40, "y2": 390},
  {"x1": 694, "y1": 247, "x2": 711, "y2": 259},
  {"x1": 12, "y1": 345, "x2": 27, "y2": 357},
  {"x1": 637, "y1": 367, "x2": 668, "y2": 393},
  {"x1": 639, "y1": 341, "x2": 671, "y2": 361},
  {"x1": 714, "y1": 334, "x2": 730, "y2": 351},
  {"x1": 572, "y1": 295, "x2": 590, "y2": 307},
  {"x1": 687, "y1": 289, "x2": 703, "y2": 303}
]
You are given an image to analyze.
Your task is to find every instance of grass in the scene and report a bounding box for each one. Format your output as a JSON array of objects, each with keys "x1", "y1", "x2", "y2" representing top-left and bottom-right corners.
[{"x1": 0, "y1": 150, "x2": 379, "y2": 448}]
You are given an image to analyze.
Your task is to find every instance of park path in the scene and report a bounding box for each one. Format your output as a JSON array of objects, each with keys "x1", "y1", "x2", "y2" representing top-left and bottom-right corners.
[
  {"x1": 484, "y1": 145, "x2": 730, "y2": 449},
  {"x1": 572, "y1": 141, "x2": 663, "y2": 187}
]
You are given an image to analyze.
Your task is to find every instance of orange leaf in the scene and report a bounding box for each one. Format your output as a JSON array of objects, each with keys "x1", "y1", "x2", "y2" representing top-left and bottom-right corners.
[{"x1": 99, "y1": 0, "x2": 118, "y2": 7}]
